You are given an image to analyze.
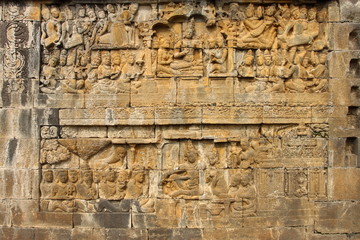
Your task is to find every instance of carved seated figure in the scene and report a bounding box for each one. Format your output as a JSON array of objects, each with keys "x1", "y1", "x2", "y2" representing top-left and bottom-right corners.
[
  {"x1": 239, "y1": 139, "x2": 257, "y2": 169},
  {"x1": 161, "y1": 170, "x2": 199, "y2": 199},
  {"x1": 266, "y1": 50, "x2": 286, "y2": 93},
  {"x1": 179, "y1": 140, "x2": 203, "y2": 169},
  {"x1": 91, "y1": 51, "x2": 124, "y2": 94},
  {"x1": 285, "y1": 53, "x2": 312, "y2": 93},
  {"x1": 279, "y1": 5, "x2": 320, "y2": 48},
  {"x1": 238, "y1": 4, "x2": 277, "y2": 49},
  {"x1": 119, "y1": 53, "x2": 143, "y2": 93},
  {"x1": 238, "y1": 50, "x2": 255, "y2": 77},
  {"x1": 227, "y1": 142, "x2": 240, "y2": 168},
  {"x1": 228, "y1": 170, "x2": 256, "y2": 216},
  {"x1": 169, "y1": 20, "x2": 203, "y2": 75},
  {"x1": 125, "y1": 170, "x2": 154, "y2": 213},
  {"x1": 205, "y1": 170, "x2": 228, "y2": 199},
  {"x1": 99, "y1": 170, "x2": 123, "y2": 200},
  {"x1": 205, "y1": 37, "x2": 228, "y2": 75},
  {"x1": 63, "y1": 51, "x2": 87, "y2": 93},
  {"x1": 125, "y1": 171, "x2": 145, "y2": 199},
  {"x1": 307, "y1": 51, "x2": 328, "y2": 92},
  {"x1": 41, "y1": 170, "x2": 54, "y2": 198},
  {"x1": 40, "y1": 54, "x2": 59, "y2": 93},
  {"x1": 41, "y1": 6, "x2": 61, "y2": 49},
  {"x1": 157, "y1": 36, "x2": 178, "y2": 76},
  {"x1": 77, "y1": 170, "x2": 97, "y2": 199},
  {"x1": 52, "y1": 170, "x2": 70, "y2": 199},
  {"x1": 207, "y1": 145, "x2": 220, "y2": 168},
  {"x1": 67, "y1": 170, "x2": 79, "y2": 199}
]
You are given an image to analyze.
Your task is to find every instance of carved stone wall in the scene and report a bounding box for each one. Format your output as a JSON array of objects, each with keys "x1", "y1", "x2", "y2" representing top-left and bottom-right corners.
[{"x1": 0, "y1": 0, "x2": 359, "y2": 239}]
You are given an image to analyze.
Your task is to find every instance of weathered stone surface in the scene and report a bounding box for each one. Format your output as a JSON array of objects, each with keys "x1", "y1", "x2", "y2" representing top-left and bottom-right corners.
[
  {"x1": 107, "y1": 229, "x2": 148, "y2": 240},
  {"x1": 329, "y1": 168, "x2": 360, "y2": 200},
  {"x1": 71, "y1": 228, "x2": 106, "y2": 240},
  {"x1": 34, "y1": 228, "x2": 71, "y2": 240},
  {"x1": 148, "y1": 228, "x2": 203, "y2": 240},
  {"x1": 0, "y1": 0, "x2": 359, "y2": 239},
  {"x1": 73, "y1": 213, "x2": 131, "y2": 228},
  {"x1": 315, "y1": 201, "x2": 360, "y2": 233},
  {"x1": 0, "y1": 227, "x2": 35, "y2": 240}
]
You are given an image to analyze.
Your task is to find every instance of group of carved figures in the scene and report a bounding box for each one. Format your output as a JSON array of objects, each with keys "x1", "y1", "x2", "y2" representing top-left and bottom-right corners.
[
  {"x1": 39, "y1": 3, "x2": 328, "y2": 94},
  {"x1": 41, "y1": 169, "x2": 147, "y2": 200},
  {"x1": 41, "y1": 4, "x2": 139, "y2": 50},
  {"x1": 40, "y1": 168, "x2": 257, "y2": 215},
  {"x1": 41, "y1": 49, "x2": 144, "y2": 94},
  {"x1": 40, "y1": 3, "x2": 327, "y2": 50},
  {"x1": 239, "y1": 49, "x2": 328, "y2": 93},
  {"x1": 40, "y1": 167, "x2": 321, "y2": 214}
]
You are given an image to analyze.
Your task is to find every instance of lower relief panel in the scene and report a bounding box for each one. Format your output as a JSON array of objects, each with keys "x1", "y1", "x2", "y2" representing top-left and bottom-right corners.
[{"x1": 39, "y1": 124, "x2": 328, "y2": 228}]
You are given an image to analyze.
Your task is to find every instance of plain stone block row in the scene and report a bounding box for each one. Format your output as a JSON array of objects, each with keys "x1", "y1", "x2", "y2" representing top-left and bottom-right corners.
[
  {"x1": 0, "y1": 169, "x2": 38, "y2": 200},
  {"x1": 58, "y1": 105, "x2": 331, "y2": 126},
  {"x1": 1, "y1": 226, "x2": 358, "y2": 240},
  {"x1": 0, "y1": 109, "x2": 36, "y2": 139},
  {"x1": 328, "y1": 51, "x2": 360, "y2": 78}
]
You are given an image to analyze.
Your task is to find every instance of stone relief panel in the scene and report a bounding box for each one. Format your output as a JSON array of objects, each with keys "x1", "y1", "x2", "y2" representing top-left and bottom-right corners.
[
  {"x1": 39, "y1": 124, "x2": 328, "y2": 221},
  {"x1": 38, "y1": 2, "x2": 329, "y2": 98},
  {"x1": 34, "y1": 0, "x2": 334, "y2": 230}
]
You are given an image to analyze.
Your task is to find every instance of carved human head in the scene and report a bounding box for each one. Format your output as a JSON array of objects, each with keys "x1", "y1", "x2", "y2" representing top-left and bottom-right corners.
[
  {"x1": 308, "y1": 7, "x2": 317, "y2": 21},
  {"x1": 255, "y1": 6, "x2": 264, "y2": 19},
  {"x1": 60, "y1": 50, "x2": 67, "y2": 66},
  {"x1": 302, "y1": 56, "x2": 310, "y2": 68},
  {"x1": 129, "y1": 3, "x2": 139, "y2": 15},
  {"x1": 319, "y1": 52, "x2": 327, "y2": 64},
  {"x1": 206, "y1": 170, "x2": 217, "y2": 183},
  {"x1": 207, "y1": 37, "x2": 216, "y2": 48},
  {"x1": 77, "y1": 4, "x2": 86, "y2": 18},
  {"x1": 245, "y1": 50, "x2": 254, "y2": 65},
  {"x1": 43, "y1": 170, "x2": 54, "y2": 183},
  {"x1": 86, "y1": 6, "x2": 96, "y2": 19},
  {"x1": 296, "y1": 171, "x2": 307, "y2": 184},
  {"x1": 83, "y1": 170, "x2": 93, "y2": 185},
  {"x1": 106, "y1": 4, "x2": 115, "y2": 13},
  {"x1": 41, "y1": 7, "x2": 51, "y2": 21},
  {"x1": 264, "y1": 50, "x2": 272, "y2": 66},
  {"x1": 245, "y1": 4, "x2": 255, "y2": 18},
  {"x1": 184, "y1": 19, "x2": 195, "y2": 39},
  {"x1": 290, "y1": 5, "x2": 300, "y2": 20},
  {"x1": 134, "y1": 171, "x2": 145, "y2": 183},
  {"x1": 230, "y1": 173, "x2": 242, "y2": 187},
  {"x1": 49, "y1": 55, "x2": 59, "y2": 68},
  {"x1": 280, "y1": 4, "x2": 291, "y2": 19},
  {"x1": 118, "y1": 147, "x2": 127, "y2": 159},
  {"x1": 101, "y1": 51, "x2": 111, "y2": 66},
  {"x1": 93, "y1": 170, "x2": 101, "y2": 183},
  {"x1": 69, "y1": 170, "x2": 79, "y2": 183},
  {"x1": 240, "y1": 138, "x2": 250, "y2": 150},
  {"x1": 128, "y1": 54, "x2": 136, "y2": 64},
  {"x1": 111, "y1": 52, "x2": 121, "y2": 65},
  {"x1": 58, "y1": 170, "x2": 68, "y2": 184},
  {"x1": 265, "y1": 5, "x2": 276, "y2": 17},
  {"x1": 118, "y1": 171, "x2": 128, "y2": 183},
  {"x1": 96, "y1": 6, "x2": 106, "y2": 19},
  {"x1": 256, "y1": 49, "x2": 264, "y2": 66},
  {"x1": 91, "y1": 51, "x2": 101, "y2": 67},
  {"x1": 50, "y1": 5, "x2": 60, "y2": 19},
  {"x1": 300, "y1": 5, "x2": 308, "y2": 19},
  {"x1": 106, "y1": 170, "x2": 117, "y2": 182},
  {"x1": 240, "y1": 170, "x2": 253, "y2": 187},
  {"x1": 159, "y1": 36, "x2": 171, "y2": 48}
]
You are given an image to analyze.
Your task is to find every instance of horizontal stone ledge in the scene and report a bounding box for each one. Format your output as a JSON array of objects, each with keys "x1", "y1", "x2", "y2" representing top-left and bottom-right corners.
[{"x1": 59, "y1": 106, "x2": 330, "y2": 126}]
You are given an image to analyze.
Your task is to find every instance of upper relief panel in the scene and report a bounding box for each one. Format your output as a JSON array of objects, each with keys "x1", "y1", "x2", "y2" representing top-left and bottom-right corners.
[{"x1": 38, "y1": 2, "x2": 329, "y2": 102}]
